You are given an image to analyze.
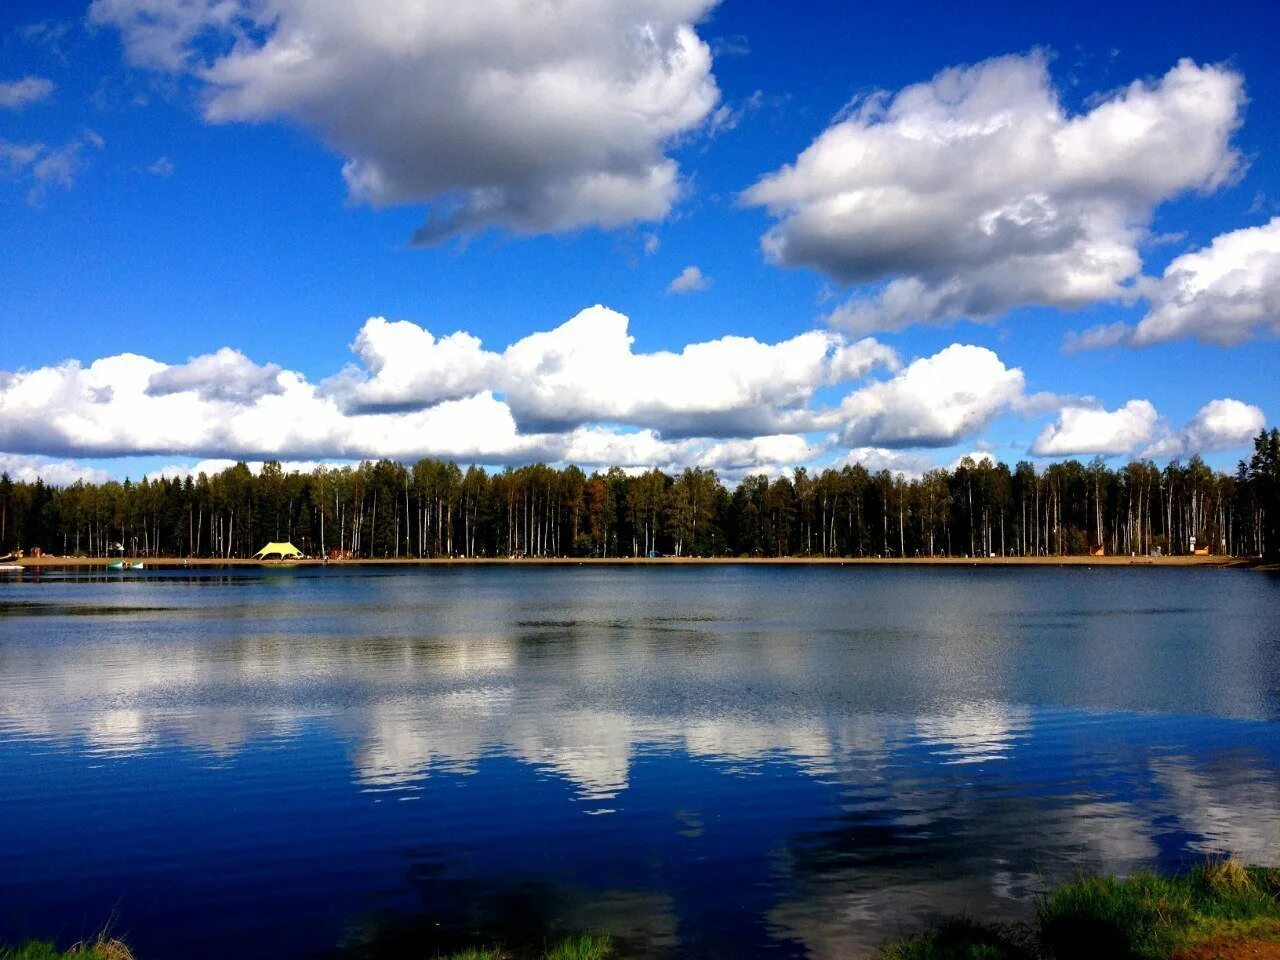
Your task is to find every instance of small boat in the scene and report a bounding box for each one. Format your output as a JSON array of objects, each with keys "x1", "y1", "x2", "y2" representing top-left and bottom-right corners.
[
  {"x1": 107, "y1": 561, "x2": 125, "y2": 570},
  {"x1": 0, "y1": 563, "x2": 22, "y2": 574},
  {"x1": 130, "y1": 562, "x2": 145, "y2": 570}
]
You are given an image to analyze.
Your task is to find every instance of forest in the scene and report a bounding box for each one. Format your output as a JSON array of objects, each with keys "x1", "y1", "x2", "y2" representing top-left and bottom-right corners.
[{"x1": 2, "y1": 429, "x2": 1277, "y2": 561}]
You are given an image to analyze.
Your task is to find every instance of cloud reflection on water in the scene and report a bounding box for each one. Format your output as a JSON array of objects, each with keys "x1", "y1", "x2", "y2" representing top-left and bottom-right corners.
[
  {"x1": 2, "y1": 630, "x2": 1274, "y2": 859},
  {"x1": 0, "y1": 632, "x2": 1044, "y2": 798},
  {"x1": 1, "y1": 567, "x2": 1278, "y2": 958}
]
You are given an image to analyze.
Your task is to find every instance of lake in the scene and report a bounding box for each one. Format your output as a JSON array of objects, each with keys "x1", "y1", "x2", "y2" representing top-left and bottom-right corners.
[{"x1": 1, "y1": 566, "x2": 1278, "y2": 959}]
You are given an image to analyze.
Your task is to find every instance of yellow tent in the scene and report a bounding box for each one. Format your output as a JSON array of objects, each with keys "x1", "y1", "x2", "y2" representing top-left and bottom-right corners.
[{"x1": 253, "y1": 542, "x2": 305, "y2": 560}]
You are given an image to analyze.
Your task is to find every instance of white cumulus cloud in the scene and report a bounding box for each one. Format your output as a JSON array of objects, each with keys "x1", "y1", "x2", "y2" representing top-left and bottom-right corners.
[
  {"x1": 829, "y1": 448, "x2": 935, "y2": 478},
  {"x1": 0, "y1": 76, "x2": 54, "y2": 109},
  {"x1": 1032, "y1": 400, "x2": 1160, "y2": 457},
  {"x1": 668, "y1": 265, "x2": 712, "y2": 294},
  {"x1": 0, "y1": 350, "x2": 547, "y2": 462},
  {"x1": 146, "y1": 347, "x2": 284, "y2": 403},
  {"x1": 1032, "y1": 398, "x2": 1265, "y2": 458},
  {"x1": 0, "y1": 453, "x2": 109, "y2": 485},
  {"x1": 2, "y1": 306, "x2": 1259, "y2": 477},
  {"x1": 324, "y1": 318, "x2": 500, "y2": 413},
  {"x1": 1, "y1": 130, "x2": 105, "y2": 204},
  {"x1": 837, "y1": 345, "x2": 1025, "y2": 448},
  {"x1": 1062, "y1": 321, "x2": 1134, "y2": 354},
  {"x1": 498, "y1": 305, "x2": 899, "y2": 436},
  {"x1": 564, "y1": 429, "x2": 819, "y2": 476},
  {"x1": 91, "y1": 0, "x2": 723, "y2": 242},
  {"x1": 316, "y1": 305, "x2": 902, "y2": 436},
  {"x1": 0, "y1": 306, "x2": 901, "y2": 470},
  {"x1": 1142, "y1": 399, "x2": 1266, "y2": 459},
  {"x1": 1133, "y1": 217, "x2": 1280, "y2": 346},
  {"x1": 744, "y1": 53, "x2": 1245, "y2": 332}
]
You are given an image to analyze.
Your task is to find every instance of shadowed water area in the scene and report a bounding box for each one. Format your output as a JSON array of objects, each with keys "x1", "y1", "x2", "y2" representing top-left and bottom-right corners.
[{"x1": 1, "y1": 566, "x2": 1278, "y2": 959}]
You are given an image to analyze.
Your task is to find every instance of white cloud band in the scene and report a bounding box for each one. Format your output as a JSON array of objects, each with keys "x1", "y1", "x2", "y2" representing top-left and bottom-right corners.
[
  {"x1": 745, "y1": 53, "x2": 1245, "y2": 332},
  {"x1": 91, "y1": 0, "x2": 724, "y2": 241}
]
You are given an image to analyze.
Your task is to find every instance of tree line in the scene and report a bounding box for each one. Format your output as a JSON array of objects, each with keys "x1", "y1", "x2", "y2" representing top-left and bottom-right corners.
[{"x1": 2, "y1": 429, "x2": 1277, "y2": 560}]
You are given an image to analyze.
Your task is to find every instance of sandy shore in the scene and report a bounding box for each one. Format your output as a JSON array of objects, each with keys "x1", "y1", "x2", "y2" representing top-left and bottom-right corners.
[{"x1": 8, "y1": 554, "x2": 1260, "y2": 569}]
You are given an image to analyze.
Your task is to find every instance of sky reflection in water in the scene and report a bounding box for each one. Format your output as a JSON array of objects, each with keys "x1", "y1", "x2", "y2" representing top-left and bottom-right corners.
[{"x1": 1, "y1": 566, "x2": 1278, "y2": 959}]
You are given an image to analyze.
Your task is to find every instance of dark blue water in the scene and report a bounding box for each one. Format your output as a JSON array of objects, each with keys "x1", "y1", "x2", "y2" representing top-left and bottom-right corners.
[{"x1": 1, "y1": 566, "x2": 1278, "y2": 959}]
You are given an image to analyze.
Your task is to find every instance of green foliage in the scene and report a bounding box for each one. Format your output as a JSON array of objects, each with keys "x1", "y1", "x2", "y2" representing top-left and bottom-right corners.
[
  {"x1": 1037, "y1": 874, "x2": 1197, "y2": 959},
  {"x1": 437, "y1": 949, "x2": 505, "y2": 960},
  {"x1": 879, "y1": 919, "x2": 1034, "y2": 959},
  {"x1": 3, "y1": 432, "x2": 1275, "y2": 560},
  {"x1": 540, "y1": 934, "x2": 613, "y2": 960},
  {"x1": 1246, "y1": 427, "x2": 1280, "y2": 560},
  {"x1": 9, "y1": 868, "x2": 1280, "y2": 960},
  {"x1": 0, "y1": 946, "x2": 62, "y2": 960},
  {"x1": 0, "y1": 940, "x2": 133, "y2": 960},
  {"x1": 431, "y1": 935, "x2": 612, "y2": 960},
  {"x1": 0, "y1": 937, "x2": 611, "y2": 960},
  {"x1": 1037, "y1": 863, "x2": 1280, "y2": 959},
  {"x1": 880, "y1": 862, "x2": 1280, "y2": 960}
]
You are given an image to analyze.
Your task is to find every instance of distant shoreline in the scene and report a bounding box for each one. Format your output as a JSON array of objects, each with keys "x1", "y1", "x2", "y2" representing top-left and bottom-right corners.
[{"x1": 9, "y1": 554, "x2": 1267, "y2": 569}]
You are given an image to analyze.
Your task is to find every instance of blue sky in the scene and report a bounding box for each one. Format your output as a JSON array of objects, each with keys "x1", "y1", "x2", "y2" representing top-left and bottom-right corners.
[{"x1": 1, "y1": 0, "x2": 1278, "y2": 483}]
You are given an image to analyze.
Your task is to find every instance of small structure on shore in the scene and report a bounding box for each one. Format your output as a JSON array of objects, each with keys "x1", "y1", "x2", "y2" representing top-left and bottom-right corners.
[{"x1": 253, "y1": 542, "x2": 305, "y2": 561}]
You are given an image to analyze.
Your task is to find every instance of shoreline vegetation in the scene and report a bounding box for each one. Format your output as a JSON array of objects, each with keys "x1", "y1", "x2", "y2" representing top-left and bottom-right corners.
[
  {"x1": 6, "y1": 864, "x2": 1279, "y2": 960},
  {"x1": 883, "y1": 860, "x2": 1280, "y2": 960},
  {"x1": 0, "y1": 939, "x2": 133, "y2": 960},
  {"x1": 1, "y1": 429, "x2": 1277, "y2": 564},
  {"x1": 6, "y1": 553, "x2": 1269, "y2": 569},
  {"x1": 0, "y1": 936, "x2": 613, "y2": 960}
]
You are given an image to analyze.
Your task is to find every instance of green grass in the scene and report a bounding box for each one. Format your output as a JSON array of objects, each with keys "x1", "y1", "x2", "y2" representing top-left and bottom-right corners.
[
  {"x1": 0, "y1": 935, "x2": 613, "y2": 960},
  {"x1": 431, "y1": 935, "x2": 613, "y2": 960},
  {"x1": 540, "y1": 934, "x2": 613, "y2": 960},
  {"x1": 1037, "y1": 861, "x2": 1280, "y2": 959},
  {"x1": 880, "y1": 861, "x2": 1280, "y2": 960},
  {"x1": 8, "y1": 867, "x2": 1277, "y2": 960},
  {"x1": 0, "y1": 939, "x2": 133, "y2": 960},
  {"x1": 879, "y1": 918, "x2": 1035, "y2": 960}
]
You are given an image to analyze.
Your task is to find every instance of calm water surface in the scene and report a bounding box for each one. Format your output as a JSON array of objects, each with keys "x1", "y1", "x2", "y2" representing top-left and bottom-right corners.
[{"x1": 1, "y1": 566, "x2": 1279, "y2": 959}]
